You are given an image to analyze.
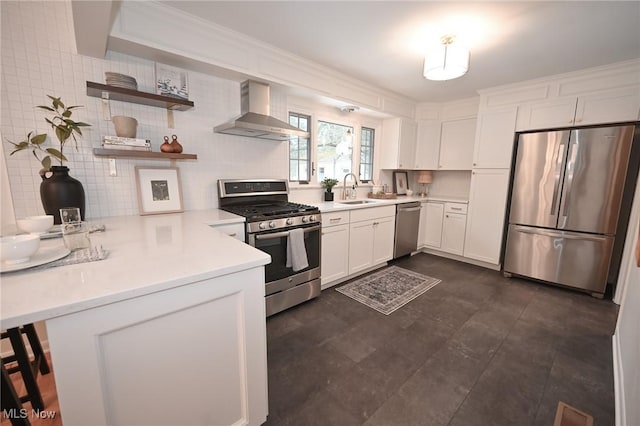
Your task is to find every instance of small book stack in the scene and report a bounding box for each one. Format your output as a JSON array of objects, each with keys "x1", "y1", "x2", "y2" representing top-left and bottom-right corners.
[{"x1": 102, "y1": 136, "x2": 151, "y2": 151}]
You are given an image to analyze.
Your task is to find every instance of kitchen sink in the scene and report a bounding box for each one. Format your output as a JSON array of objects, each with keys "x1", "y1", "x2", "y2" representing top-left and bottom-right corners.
[{"x1": 337, "y1": 200, "x2": 378, "y2": 205}]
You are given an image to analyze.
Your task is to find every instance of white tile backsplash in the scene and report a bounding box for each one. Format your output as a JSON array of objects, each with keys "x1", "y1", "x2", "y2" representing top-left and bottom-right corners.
[{"x1": 1, "y1": 0, "x2": 288, "y2": 220}]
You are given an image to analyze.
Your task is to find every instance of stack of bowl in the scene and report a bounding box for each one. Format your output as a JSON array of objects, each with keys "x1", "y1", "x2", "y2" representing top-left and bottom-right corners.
[{"x1": 105, "y1": 72, "x2": 138, "y2": 90}]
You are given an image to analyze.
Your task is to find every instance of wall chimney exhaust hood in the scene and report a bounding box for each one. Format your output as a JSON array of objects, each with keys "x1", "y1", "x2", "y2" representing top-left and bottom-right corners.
[{"x1": 214, "y1": 80, "x2": 310, "y2": 141}]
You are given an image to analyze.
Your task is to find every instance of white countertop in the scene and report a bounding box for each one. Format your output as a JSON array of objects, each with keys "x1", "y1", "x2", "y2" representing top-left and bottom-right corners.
[
  {"x1": 0, "y1": 210, "x2": 268, "y2": 329},
  {"x1": 314, "y1": 195, "x2": 468, "y2": 213}
]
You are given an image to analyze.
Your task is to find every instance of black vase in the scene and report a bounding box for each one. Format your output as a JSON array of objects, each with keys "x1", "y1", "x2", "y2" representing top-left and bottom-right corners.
[
  {"x1": 324, "y1": 191, "x2": 334, "y2": 202},
  {"x1": 40, "y1": 166, "x2": 86, "y2": 224}
]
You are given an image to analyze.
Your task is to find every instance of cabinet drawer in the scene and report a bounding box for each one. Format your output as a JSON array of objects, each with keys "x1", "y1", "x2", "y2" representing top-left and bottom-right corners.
[
  {"x1": 350, "y1": 205, "x2": 396, "y2": 223},
  {"x1": 444, "y1": 203, "x2": 467, "y2": 214},
  {"x1": 210, "y1": 223, "x2": 245, "y2": 242},
  {"x1": 322, "y1": 211, "x2": 350, "y2": 227}
]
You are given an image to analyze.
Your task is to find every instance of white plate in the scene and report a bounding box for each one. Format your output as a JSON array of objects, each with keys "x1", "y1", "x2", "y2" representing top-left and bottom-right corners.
[{"x1": 1, "y1": 246, "x2": 70, "y2": 273}]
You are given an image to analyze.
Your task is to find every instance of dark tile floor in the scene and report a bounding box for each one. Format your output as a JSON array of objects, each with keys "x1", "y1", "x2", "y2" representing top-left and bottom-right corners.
[{"x1": 264, "y1": 253, "x2": 619, "y2": 426}]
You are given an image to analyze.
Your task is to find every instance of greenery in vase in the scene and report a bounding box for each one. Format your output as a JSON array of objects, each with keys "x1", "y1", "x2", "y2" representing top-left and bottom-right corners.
[
  {"x1": 321, "y1": 178, "x2": 339, "y2": 192},
  {"x1": 6, "y1": 95, "x2": 90, "y2": 175}
]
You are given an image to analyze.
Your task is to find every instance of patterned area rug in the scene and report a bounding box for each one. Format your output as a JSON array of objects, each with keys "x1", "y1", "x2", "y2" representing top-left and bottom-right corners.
[{"x1": 335, "y1": 266, "x2": 441, "y2": 315}]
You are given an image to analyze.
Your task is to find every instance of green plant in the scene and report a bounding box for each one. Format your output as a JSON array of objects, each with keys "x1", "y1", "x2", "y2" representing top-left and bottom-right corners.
[
  {"x1": 321, "y1": 178, "x2": 339, "y2": 192},
  {"x1": 6, "y1": 95, "x2": 90, "y2": 174}
]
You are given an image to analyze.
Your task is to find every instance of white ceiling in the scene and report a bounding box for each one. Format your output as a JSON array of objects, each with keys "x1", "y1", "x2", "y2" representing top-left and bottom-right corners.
[{"x1": 159, "y1": 1, "x2": 640, "y2": 103}]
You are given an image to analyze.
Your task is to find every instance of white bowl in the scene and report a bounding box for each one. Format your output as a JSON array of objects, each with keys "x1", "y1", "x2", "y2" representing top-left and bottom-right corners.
[
  {"x1": 16, "y1": 215, "x2": 54, "y2": 234},
  {"x1": 1, "y1": 234, "x2": 41, "y2": 264},
  {"x1": 112, "y1": 115, "x2": 138, "y2": 138}
]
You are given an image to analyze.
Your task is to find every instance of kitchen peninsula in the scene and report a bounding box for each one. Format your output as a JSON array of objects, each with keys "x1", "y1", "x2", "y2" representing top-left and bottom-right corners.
[{"x1": 0, "y1": 210, "x2": 270, "y2": 426}]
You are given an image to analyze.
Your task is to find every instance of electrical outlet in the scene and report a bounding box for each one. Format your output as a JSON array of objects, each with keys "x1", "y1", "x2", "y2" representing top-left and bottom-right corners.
[{"x1": 109, "y1": 158, "x2": 117, "y2": 177}]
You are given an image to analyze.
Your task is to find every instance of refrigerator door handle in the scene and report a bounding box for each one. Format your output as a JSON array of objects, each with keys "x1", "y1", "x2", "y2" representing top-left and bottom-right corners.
[
  {"x1": 549, "y1": 143, "x2": 566, "y2": 216},
  {"x1": 559, "y1": 140, "x2": 579, "y2": 227},
  {"x1": 512, "y1": 226, "x2": 607, "y2": 242}
]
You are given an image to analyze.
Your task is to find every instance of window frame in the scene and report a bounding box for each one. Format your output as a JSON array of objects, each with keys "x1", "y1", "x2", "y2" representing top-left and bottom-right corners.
[
  {"x1": 287, "y1": 104, "x2": 381, "y2": 188},
  {"x1": 359, "y1": 126, "x2": 375, "y2": 183},
  {"x1": 315, "y1": 119, "x2": 356, "y2": 183},
  {"x1": 288, "y1": 111, "x2": 312, "y2": 184}
]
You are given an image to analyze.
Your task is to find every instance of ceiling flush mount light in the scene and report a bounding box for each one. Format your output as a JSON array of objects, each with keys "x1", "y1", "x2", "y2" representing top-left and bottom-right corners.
[{"x1": 423, "y1": 35, "x2": 469, "y2": 81}]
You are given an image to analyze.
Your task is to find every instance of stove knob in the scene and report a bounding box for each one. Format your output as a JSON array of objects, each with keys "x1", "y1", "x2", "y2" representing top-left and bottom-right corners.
[
  {"x1": 269, "y1": 221, "x2": 276, "y2": 228},
  {"x1": 286, "y1": 218, "x2": 294, "y2": 225},
  {"x1": 309, "y1": 215, "x2": 316, "y2": 222},
  {"x1": 258, "y1": 222, "x2": 266, "y2": 230},
  {"x1": 302, "y1": 216, "x2": 308, "y2": 223}
]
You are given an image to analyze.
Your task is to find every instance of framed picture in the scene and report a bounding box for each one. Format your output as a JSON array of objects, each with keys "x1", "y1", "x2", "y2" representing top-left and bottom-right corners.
[
  {"x1": 135, "y1": 166, "x2": 184, "y2": 215},
  {"x1": 155, "y1": 63, "x2": 189, "y2": 100},
  {"x1": 393, "y1": 171, "x2": 409, "y2": 195}
]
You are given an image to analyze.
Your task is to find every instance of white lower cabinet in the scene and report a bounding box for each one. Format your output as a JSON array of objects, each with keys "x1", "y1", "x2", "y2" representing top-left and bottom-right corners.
[
  {"x1": 441, "y1": 213, "x2": 466, "y2": 255},
  {"x1": 348, "y1": 205, "x2": 396, "y2": 276},
  {"x1": 371, "y1": 216, "x2": 395, "y2": 265},
  {"x1": 321, "y1": 223, "x2": 349, "y2": 287},
  {"x1": 321, "y1": 206, "x2": 395, "y2": 286},
  {"x1": 464, "y1": 168, "x2": 511, "y2": 265},
  {"x1": 419, "y1": 201, "x2": 467, "y2": 255},
  {"x1": 348, "y1": 220, "x2": 377, "y2": 274},
  {"x1": 321, "y1": 211, "x2": 350, "y2": 287},
  {"x1": 46, "y1": 267, "x2": 268, "y2": 426},
  {"x1": 421, "y1": 202, "x2": 444, "y2": 248}
]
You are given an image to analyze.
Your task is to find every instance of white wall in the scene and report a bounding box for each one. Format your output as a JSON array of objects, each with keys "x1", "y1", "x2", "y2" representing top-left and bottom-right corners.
[
  {"x1": 614, "y1": 225, "x2": 640, "y2": 426},
  {"x1": 614, "y1": 172, "x2": 640, "y2": 426},
  {"x1": 1, "y1": 1, "x2": 288, "y2": 221}
]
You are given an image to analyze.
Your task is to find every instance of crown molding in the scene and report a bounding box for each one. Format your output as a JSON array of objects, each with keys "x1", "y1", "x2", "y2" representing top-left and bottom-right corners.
[{"x1": 106, "y1": 1, "x2": 416, "y2": 118}]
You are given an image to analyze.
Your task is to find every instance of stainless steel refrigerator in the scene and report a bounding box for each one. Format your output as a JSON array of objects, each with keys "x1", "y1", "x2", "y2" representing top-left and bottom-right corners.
[{"x1": 503, "y1": 124, "x2": 635, "y2": 297}]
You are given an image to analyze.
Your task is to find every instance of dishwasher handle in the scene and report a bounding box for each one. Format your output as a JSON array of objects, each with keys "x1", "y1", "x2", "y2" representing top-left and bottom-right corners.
[
  {"x1": 397, "y1": 202, "x2": 422, "y2": 211},
  {"x1": 397, "y1": 206, "x2": 421, "y2": 213}
]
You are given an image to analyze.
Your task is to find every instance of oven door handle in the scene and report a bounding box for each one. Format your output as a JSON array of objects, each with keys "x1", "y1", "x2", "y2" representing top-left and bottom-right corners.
[{"x1": 254, "y1": 224, "x2": 321, "y2": 240}]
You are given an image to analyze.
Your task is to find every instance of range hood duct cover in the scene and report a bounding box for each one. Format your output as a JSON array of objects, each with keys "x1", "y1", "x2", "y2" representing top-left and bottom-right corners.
[{"x1": 214, "y1": 80, "x2": 310, "y2": 141}]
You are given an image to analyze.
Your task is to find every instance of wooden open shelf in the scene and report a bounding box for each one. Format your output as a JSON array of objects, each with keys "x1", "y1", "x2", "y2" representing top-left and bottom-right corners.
[
  {"x1": 86, "y1": 81, "x2": 194, "y2": 111},
  {"x1": 93, "y1": 148, "x2": 197, "y2": 160}
]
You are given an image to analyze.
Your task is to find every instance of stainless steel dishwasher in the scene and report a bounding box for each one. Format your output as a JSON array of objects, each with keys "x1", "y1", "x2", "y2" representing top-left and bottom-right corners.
[{"x1": 394, "y1": 201, "x2": 422, "y2": 258}]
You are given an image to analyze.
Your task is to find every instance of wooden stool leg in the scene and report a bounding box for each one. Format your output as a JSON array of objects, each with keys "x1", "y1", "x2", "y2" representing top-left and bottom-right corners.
[
  {"x1": 1, "y1": 360, "x2": 31, "y2": 426},
  {"x1": 6, "y1": 328, "x2": 44, "y2": 411},
  {"x1": 22, "y1": 324, "x2": 50, "y2": 375}
]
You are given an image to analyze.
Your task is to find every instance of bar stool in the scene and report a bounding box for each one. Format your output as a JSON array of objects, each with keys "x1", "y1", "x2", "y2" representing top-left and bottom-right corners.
[{"x1": 0, "y1": 324, "x2": 50, "y2": 415}]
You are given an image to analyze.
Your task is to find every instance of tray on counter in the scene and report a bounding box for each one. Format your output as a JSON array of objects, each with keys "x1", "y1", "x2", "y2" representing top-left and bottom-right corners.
[{"x1": 367, "y1": 192, "x2": 397, "y2": 199}]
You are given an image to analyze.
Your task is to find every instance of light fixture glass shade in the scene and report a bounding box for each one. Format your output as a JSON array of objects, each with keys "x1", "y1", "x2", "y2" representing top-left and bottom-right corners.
[
  {"x1": 417, "y1": 170, "x2": 433, "y2": 184},
  {"x1": 423, "y1": 39, "x2": 469, "y2": 81}
]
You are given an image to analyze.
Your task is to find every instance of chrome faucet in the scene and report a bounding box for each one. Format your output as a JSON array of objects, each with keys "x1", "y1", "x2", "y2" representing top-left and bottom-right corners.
[{"x1": 342, "y1": 173, "x2": 359, "y2": 200}]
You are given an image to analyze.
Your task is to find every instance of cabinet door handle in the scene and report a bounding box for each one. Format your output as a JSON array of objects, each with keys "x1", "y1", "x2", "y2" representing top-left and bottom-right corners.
[
  {"x1": 450, "y1": 207, "x2": 462, "y2": 211},
  {"x1": 329, "y1": 218, "x2": 342, "y2": 223}
]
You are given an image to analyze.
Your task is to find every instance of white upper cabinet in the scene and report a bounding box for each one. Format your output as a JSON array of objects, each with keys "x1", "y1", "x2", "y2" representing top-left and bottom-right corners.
[
  {"x1": 415, "y1": 121, "x2": 441, "y2": 170},
  {"x1": 575, "y1": 86, "x2": 640, "y2": 126},
  {"x1": 516, "y1": 87, "x2": 640, "y2": 131},
  {"x1": 472, "y1": 107, "x2": 518, "y2": 169},
  {"x1": 516, "y1": 98, "x2": 578, "y2": 131},
  {"x1": 438, "y1": 118, "x2": 476, "y2": 170},
  {"x1": 380, "y1": 117, "x2": 418, "y2": 169}
]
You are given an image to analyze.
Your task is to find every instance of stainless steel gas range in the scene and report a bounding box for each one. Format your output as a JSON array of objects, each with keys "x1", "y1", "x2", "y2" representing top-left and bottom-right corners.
[{"x1": 218, "y1": 179, "x2": 321, "y2": 316}]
